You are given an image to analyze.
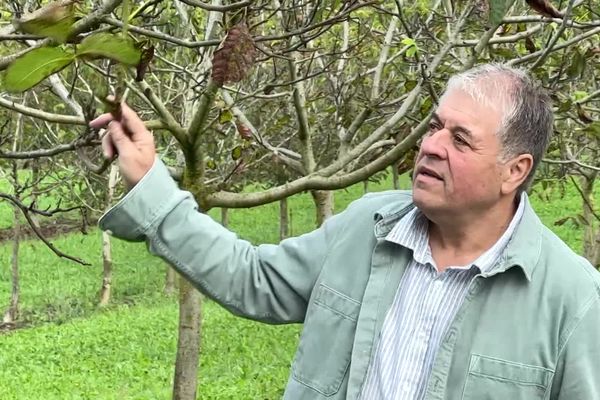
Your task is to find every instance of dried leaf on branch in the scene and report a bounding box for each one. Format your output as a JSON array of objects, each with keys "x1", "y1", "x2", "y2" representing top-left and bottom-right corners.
[
  {"x1": 211, "y1": 23, "x2": 257, "y2": 87},
  {"x1": 525, "y1": 0, "x2": 563, "y2": 18}
]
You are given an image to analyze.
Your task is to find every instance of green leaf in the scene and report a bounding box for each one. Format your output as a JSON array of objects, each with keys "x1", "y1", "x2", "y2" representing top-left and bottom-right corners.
[
  {"x1": 76, "y1": 33, "x2": 141, "y2": 66},
  {"x1": 582, "y1": 121, "x2": 600, "y2": 137},
  {"x1": 231, "y1": 146, "x2": 243, "y2": 161},
  {"x1": 3, "y1": 47, "x2": 75, "y2": 92},
  {"x1": 219, "y1": 109, "x2": 233, "y2": 124},
  {"x1": 490, "y1": 0, "x2": 516, "y2": 26},
  {"x1": 556, "y1": 99, "x2": 572, "y2": 113},
  {"x1": 566, "y1": 49, "x2": 586, "y2": 79},
  {"x1": 401, "y1": 37, "x2": 416, "y2": 47},
  {"x1": 404, "y1": 80, "x2": 417, "y2": 91},
  {"x1": 15, "y1": 0, "x2": 76, "y2": 43}
]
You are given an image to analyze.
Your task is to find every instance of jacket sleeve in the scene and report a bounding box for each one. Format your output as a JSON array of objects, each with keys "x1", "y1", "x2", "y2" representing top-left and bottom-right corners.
[
  {"x1": 99, "y1": 158, "x2": 347, "y2": 324},
  {"x1": 550, "y1": 290, "x2": 600, "y2": 399}
]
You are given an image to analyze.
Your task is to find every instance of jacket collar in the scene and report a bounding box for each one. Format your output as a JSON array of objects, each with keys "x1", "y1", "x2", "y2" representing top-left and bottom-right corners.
[{"x1": 374, "y1": 192, "x2": 543, "y2": 281}]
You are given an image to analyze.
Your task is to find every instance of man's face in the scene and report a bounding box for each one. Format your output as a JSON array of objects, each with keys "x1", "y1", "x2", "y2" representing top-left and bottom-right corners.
[{"x1": 412, "y1": 88, "x2": 506, "y2": 216}]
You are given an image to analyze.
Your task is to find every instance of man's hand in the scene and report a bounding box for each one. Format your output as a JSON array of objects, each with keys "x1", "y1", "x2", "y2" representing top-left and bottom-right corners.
[{"x1": 90, "y1": 102, "x2": 156, "y2": 189}]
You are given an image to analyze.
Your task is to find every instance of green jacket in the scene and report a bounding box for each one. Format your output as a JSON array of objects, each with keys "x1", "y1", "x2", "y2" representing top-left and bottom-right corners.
[{"x1": 100, "y1": 160, "x2": 600, "y2": 399}]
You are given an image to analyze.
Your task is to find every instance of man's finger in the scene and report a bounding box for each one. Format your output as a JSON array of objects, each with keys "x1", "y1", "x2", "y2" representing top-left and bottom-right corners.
[
  {"x1": 107, "y1": 121, "x2": 136, "y2": 155},
  {"x1": 89, "y1": 113, "x2": 115, "y2": 129},
  {"x1": 101, "y1": 130, "x2": 116, "y2": 159},
  {"x1": 119, "y1": 102, "x2": 151, "y2": 141}
]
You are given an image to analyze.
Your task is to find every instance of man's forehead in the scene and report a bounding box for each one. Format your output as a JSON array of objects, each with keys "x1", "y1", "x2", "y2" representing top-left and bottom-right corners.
[{"x1": 435, "y1": 89, "x2": 503, "y2": 134}]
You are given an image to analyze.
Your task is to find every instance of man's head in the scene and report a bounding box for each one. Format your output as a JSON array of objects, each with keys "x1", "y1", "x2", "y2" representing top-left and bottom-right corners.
[{"x1": 412, "y1": 63, "x2": 553, "y2": 219}]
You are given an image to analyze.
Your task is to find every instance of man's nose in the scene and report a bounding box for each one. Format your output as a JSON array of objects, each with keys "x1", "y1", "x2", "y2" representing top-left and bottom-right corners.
[{"x1": 419, "y1": 129, "x2": 448, "y2": 159}]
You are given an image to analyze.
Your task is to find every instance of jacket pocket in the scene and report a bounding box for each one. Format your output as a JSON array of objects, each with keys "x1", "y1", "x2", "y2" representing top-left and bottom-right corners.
[
  {"x1": 291, "y1": 284, "x2": 360, "y2": 396},
  {"x1": 462, "y1": 354, "x2": 553, "y2": 400}
]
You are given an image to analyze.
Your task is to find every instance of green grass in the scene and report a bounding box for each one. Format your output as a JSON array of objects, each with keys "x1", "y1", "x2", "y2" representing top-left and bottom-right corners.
[{"x1": 0, "y1": 172, "x2": 597, "y2": 399}]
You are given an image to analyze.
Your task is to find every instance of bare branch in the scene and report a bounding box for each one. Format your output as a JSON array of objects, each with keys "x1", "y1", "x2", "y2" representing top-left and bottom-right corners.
[
  {"x1": 206, "y1": 114, "x2": 430, "y2": 208},
  {"x1": 509, "y1": 26, "x2": 600, "y2": 66},
  {"x1": 530, "y1": 0, "x2": 577, "y2": 70},
  {"x1": 103, "y1": 17, "x2": 220, "y2": 48},
  {"x1": 0, "y1": 193, "x2": 90, "y2": 265},
  {"x1": 543, "y1": 158, "x2": 600, "y2": 172},
  {"x1": 178, "y1": 0, "x2": 251, "y2": 11},
  {"x1": 0, "y1": 96, "x2": 164, "y2": 129}
]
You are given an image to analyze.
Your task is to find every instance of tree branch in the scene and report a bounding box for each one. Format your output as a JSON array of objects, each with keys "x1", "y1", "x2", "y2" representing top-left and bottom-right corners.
[
  {"x1": 0, "y1": 193, "x2": 90, "y2": 265},
  {"x1": 530, "y1": 0, "x2": 577, "y2": 70},
  {"x1": 543, "y1": 158, "x2": 600, "y2": 172},
  {"x1": 0, "y1": 96, "x2": 164, "y2": 129},
  {"x1": 205, "y1": 114, "x2": 430, "y2": 208},
  {"x1": 178, "y1": 0, "x2": 251, "y2": 11}
]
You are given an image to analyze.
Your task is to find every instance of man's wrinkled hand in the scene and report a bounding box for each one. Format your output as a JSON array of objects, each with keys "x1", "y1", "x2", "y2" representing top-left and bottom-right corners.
[{"x1": 90, "y1": 102, "x2": 156, "y2": 189}]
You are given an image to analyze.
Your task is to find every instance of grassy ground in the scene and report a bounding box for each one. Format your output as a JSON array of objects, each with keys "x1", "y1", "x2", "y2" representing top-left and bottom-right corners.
[{"x1": 0, "y1": 172, "x2": 597, "y2": 399}]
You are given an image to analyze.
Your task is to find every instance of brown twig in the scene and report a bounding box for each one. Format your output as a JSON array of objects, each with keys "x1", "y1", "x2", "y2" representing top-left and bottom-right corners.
[{"x1": 0, "y1": 193, "x2": 90, "y2": 265}]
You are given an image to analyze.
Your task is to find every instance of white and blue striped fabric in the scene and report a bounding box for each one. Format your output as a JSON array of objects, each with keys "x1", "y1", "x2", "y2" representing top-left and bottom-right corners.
[{"x1": 359, "y1": 194, "x2": 525, "y2": 399}]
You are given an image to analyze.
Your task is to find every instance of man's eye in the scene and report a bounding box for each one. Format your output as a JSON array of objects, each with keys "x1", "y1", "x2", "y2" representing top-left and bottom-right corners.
[
  {"x1": 453, "y1": 135, "x2": 467, "y2": 145},
  {"x1": 428, "y1": 123, "x2": 440, "y2": 132}
]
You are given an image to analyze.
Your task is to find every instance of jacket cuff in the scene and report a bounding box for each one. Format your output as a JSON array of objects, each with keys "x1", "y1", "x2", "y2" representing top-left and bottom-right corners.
[{"x1": 99, "y1": 157, "x2": 180, "y2": 241}]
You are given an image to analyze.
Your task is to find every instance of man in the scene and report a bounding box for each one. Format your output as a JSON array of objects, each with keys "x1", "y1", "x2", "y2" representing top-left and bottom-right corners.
[{"x1": 91, "y1": 64, "x2": 600, "y2": 399}]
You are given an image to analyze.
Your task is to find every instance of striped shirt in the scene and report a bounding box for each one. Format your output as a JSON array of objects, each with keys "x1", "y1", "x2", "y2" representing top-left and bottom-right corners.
[{"x1": 359, "y1": 194, "x2": 525, "y2": 399}]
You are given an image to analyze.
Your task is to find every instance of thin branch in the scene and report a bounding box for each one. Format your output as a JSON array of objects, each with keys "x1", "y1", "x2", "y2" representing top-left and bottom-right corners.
[
  {"x1": 543, "y1": 158, "x2": 600, "y2": 172},
  {"x1": 205, "y1": 113, "x2": 431, "y2": 208},
  {"x1": 569, "y1": 176, "x2": 600, "y2": 223},
  {"x1": 0, "y1": 193, "x2": 90, "y2": 265},
  {"x1": 0, "y1": 96, "x2": 164, "y2": 129},
  {"x1": 178, "y1": 0, "x2": 251, "y2": 11},
  {"x1": 509, "y1": 26, "x2": 600, "y2": 66},
  {"x1": 530, "y1": 0, "x2": 577, "y2": 70},
  {"x1": 503, "y1": 15, "x2": 599, "y2": 28},
  {"x1": 103, "y1": 17, "x2": 220, "y2": 48},
  {"x1": 455, "y1": 25, "x2": 542, "y2": 47},
  {"x1": 0, "y1": 137, "x2": 99, "y2": 159}
]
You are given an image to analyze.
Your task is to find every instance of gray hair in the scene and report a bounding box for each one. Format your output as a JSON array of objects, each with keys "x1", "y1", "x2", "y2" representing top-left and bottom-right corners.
[{"x1": 442, "y1": 63, "x2": 554, "y2": 192}]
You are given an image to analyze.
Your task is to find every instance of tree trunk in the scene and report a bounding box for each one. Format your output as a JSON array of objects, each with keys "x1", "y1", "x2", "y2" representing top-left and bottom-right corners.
[
  {"x1": 363, "y1": 180, "x2": 369, "y2": 194},
  {"x1": 99, "y1": 164, "x2": 119, "y2": 307},
  {"x1": 165, "y1": 267, "x2": 176, "y2": 295},
  {"x1": 221, "y1": 207, "x2": 229, "y2": 227},
  {"x1": 392, "y1": 162, "x2": 400, "y2": 190},
  {"x1": 311, "y1": 190, "x2": 334, "y2": 227},
  {"x1": 3, "y1": 207, "x2": 20, "y2": 323},
  {"x1": 279, "y1": 197, "x2": 289, "y2": 240},
  {"x1": 172, "y1": 277, "x2": 201, "y2": 400},
  {"x1": 99, "y1": 231, "x2": 112, "y2": 307},
  {"x1": 581, "y1": 172, "x2": 599, "y2": 267}
]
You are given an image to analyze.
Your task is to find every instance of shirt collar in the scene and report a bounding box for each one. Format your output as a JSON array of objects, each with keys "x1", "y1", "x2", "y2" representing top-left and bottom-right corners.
[{"x1": 385, "y1": 192, "x2": 526, "y2": 273}]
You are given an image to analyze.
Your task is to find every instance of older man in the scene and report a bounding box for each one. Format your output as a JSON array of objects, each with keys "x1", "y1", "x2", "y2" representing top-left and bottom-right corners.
[{"x1": 92, "y1": 64, "x2": 600, "y2": 400}]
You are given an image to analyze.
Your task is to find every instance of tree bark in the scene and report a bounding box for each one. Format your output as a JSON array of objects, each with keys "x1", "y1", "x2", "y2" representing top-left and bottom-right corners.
[
  {"x1": 220, "y1": 207, "x2": 229, "y2": 227},
  {"x1": 99, "y1": 230, "x2": 112, "y2": 307},
  {"x1": 279, "y1": 197, "x2": 289, "y2": 240},
  {"x1": 311, "y1": 190, "x2": 334, "y2": 227},
  {"x1": 172, "y1": 277, "x2": 201, "y2": 400},
  {"x1": 165, "y1": 267, "x2": 176, "y2": 295},
  {"x1": 3, "y1": 207, "x2": 20, "y2": 323},
  {"x1": 581, "y1": 172, "x2": 599, "y2": 267},
  {"x1": 100, "y1": 164, "x2": 119, "y2": 307},
  {"x1": 392, "y1": 162, "x2": 400, "y2": 190}
]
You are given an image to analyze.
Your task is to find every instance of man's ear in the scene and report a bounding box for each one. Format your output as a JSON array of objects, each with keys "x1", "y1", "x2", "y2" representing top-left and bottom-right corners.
[{"x1": 501, "y1": 154, "x2": 533, "y2": 195}]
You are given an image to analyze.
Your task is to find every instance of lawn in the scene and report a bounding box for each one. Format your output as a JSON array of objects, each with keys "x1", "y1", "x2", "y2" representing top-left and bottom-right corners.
[{"x1": 0, "y1": 171, "x2": 597, "y2": 399}]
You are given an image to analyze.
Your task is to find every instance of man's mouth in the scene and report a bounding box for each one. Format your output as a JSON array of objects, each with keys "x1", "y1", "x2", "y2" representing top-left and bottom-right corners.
[{"x1": 416, "y1": 166, "x2": 443, "y2": 181}]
